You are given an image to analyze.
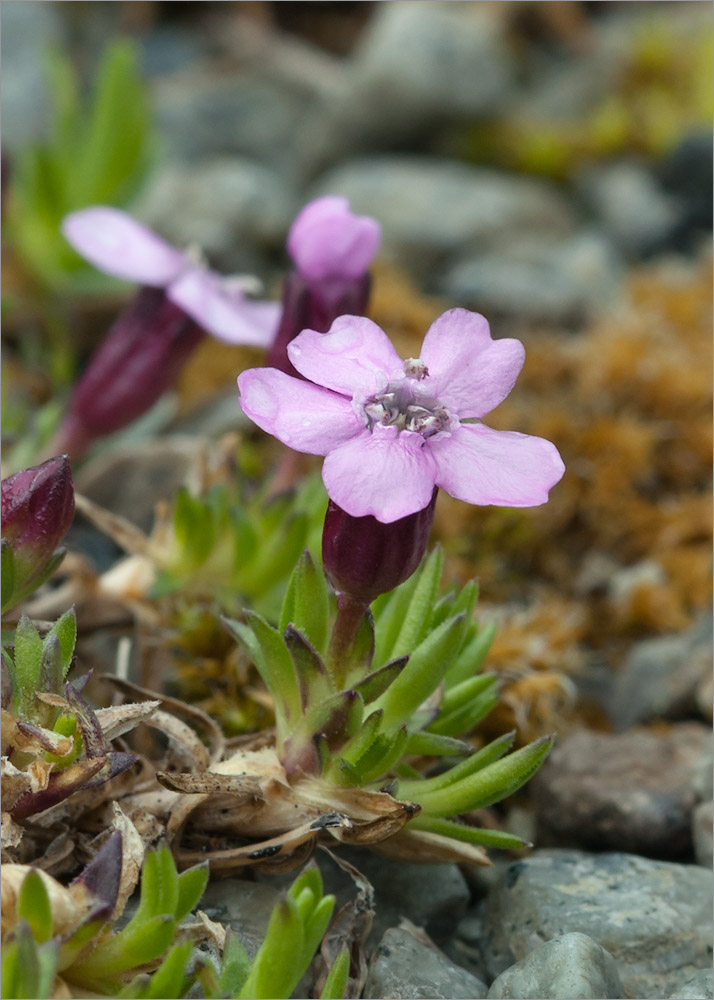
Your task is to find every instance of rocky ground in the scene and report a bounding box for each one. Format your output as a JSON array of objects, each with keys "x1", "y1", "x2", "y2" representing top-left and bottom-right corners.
[{"x1": 2, "y1": 2, "x2": 712, "y2": 998}]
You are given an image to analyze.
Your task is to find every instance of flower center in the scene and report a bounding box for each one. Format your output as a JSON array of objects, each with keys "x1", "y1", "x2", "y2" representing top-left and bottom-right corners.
[{"x1": 363, "y1": 359, "x2": 451, "y2": 438}]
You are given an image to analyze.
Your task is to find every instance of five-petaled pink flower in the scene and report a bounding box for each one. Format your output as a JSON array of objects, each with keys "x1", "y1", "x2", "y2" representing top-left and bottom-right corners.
[
  {"x1": 238, "y1": 309, "x2": 565, "y2": 523},
  {"x1": 62, "y1": 206, "x2": 280, "y2": 346}
]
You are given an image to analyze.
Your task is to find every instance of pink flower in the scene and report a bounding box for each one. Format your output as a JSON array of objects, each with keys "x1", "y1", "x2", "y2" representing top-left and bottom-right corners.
[
  {"x1": 238, "y1": 309, "x2": 565, "y2": 523},
  {"x1": 287, "y1": 196, "x2": 381, "y2": 283},
  {"x1": 62, "y1": 207, "x2": 280, "y2": 347}
]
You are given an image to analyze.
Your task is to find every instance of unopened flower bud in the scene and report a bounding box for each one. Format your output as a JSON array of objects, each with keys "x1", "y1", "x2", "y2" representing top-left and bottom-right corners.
[
  {"x1": 53, "y1": 287, "x2": 204, "y2": 458},
  {"x1": 267, "y1": 196, "x2": 380, "y2": 377},
  {"x1": 1, "y1": 455, "x2": 75, "y2": 609},
  {"x1": 322, "y1": 489, "x2": 438, "y2": 606}
]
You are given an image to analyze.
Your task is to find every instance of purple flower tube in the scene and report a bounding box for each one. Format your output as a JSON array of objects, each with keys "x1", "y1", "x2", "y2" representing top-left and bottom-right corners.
[
  {"x1": 267, "y1": 196, "x2": 381, "y2": 376},
  {"x1": 322, "y1": 489, "x2": 438, "y2": 606},
  {"x1": 1, "y1": 455, "x2": 75, "y2": 609},
  {"x1": 54, "y1": 207, "x2": 281, "y2": 457}
]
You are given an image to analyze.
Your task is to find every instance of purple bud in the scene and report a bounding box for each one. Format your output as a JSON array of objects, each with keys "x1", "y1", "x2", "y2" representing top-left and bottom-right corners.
[
  {"x1": 322, "y1": 489, "x2": 438, "y2": 606},
  {"x1": 52, "y1": 286, "x2": 205, "y2": 458},
  {"x1": 1, "y1": 456, "x2": 74, "y2": 604},
  {"x1": 267, "y1": 197, "x2": 380, "y2": 376},
  {"x1": 266, "y1": 270, "x2": 372, "y2": 377}
]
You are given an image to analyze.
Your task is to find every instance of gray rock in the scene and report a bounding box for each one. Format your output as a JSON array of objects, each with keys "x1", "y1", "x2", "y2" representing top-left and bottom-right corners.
[
  {"x1": 576, "y1": 161, "x2": 682, "y2": 258},
  {"x1": 532, "y1": 723, "x2": 713, "y2": 857},
  {"x1": 692, "y1": 801, "x2": 713, "y2": 870},
  {"x1": 486, "y1": 932, "x2": 625, "y2": 1000},
  {"x1": 256, "y1": 845, "x2": 470, "y2": 949},
  {"x1": 1, "y1": 0, "x2": 65, "y2": 150},
  {"x1": 76, "y1": 436, "x2": 212, "y2": 534},
  {"x1": 132, "y1": 156, "x2": 297, "y2": 271},
  {"x1": 151, "y1": 69, "x2": 311, "y2": 167},
  {"x1": 441, "y1": 229, "x2": 622, "y2": 325},
  {"x1": 667, "y1": 968, "x2": 714, "y2": 1000},
  {"x1": 198, "y1": 877, "x2": 283, "y2": 958},
  {"x1": 480, "y1": 849, "x2": 714, "y2": 999},
  {"x1": 611, "y1": 615, "x2": 713, "y2": 729},
  {"x1": 298, "y1": 1, "x2": 512, "y2": 175},
  {"x1": 312, "y1": 157, "x2": 575, "y2": 282},
  {"x1": 364, "y1": 922, "x2": 488, "y2": 1000}
]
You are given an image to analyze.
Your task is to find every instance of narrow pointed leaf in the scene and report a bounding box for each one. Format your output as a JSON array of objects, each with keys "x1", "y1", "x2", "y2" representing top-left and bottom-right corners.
[
  {"x1": 45, "y1": 607, "x2": 77, "y2": 678},
  {"x1": 320, "y1": 945, "x2": 350, "y2": 1000},
  {"x1": 223, "y1": 613, "x2": 300, "y2": 727},
  {"x1": 376, "y1": 614, "x2": 468, "y2": 729},
  {"x1": 408, "y1": 814, "x2": 530, "y2": 850},
  {"x1": 403, "y1": 731, "x2": 471, "y2": 758},
  {"x1": 360, "y1": 725, "x2": 409, "y2": 784},
  {"x1": 16, "y1": 871, "x2": 53, "y2": 943},
  {"x1": 391, "y1": 547, "x2": 444, "y2": 657},
  {"x1": 445, "y1": 622, "x2": 497, "y2": 689},
  {"x1": 427, "y1": 685, "x2": 499, "y2": 738},
  {"x1": 175, "y1": 862, "x2": 208, "y2": 922},
  {"x1": 439, "y1": 673, "x2": 499, "y2": 716},
  {"x1": 14, "y1": 614, "x2": 43, "y2": 711},
  {"x1": 398, "y1": 731, "x2": 516, "y2": 798},
  {"x1": 285, "y1": 625, "x2": 333, "y2": 708},
  {"x1": 413, "y1": 735, "x2": 554, "y2": 817},
  {"x1": 281, "y1": 551, "x2": 330, "y2": 655},
  {"x1": 218, "y1": 931, "x2": 252, "y2": 996},
  {"x1": 353, "y1": 657, "x2": 408, "y2": 704}
]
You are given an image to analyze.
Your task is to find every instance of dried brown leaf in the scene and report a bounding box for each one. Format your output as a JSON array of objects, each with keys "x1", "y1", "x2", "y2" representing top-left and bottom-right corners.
[
  {"x1": 316, "y1": 847, "x2": 374, "y2": 999},
  {"x1": 370, "y1": 827, "x2": 491, "y2": 866},
  {"x1": 94, "y1": 701, "x2": 161, "y2": 741},
  {"x1": 101, "y1": 676, "x2": 225, "y2": 763}
]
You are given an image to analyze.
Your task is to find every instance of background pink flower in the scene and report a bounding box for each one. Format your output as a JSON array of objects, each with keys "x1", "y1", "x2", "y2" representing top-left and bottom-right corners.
[
  {"x1": 62, "y1": 206, "x2": 280, "y2": 347},
  {"x1": 238, "y1": 308, "x2": 565, "y2": 523}
]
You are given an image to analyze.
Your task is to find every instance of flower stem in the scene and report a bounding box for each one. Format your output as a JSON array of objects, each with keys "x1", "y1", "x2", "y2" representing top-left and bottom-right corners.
[{"x1": 327, "y1": 592, "x2": 369, "y2": 689}]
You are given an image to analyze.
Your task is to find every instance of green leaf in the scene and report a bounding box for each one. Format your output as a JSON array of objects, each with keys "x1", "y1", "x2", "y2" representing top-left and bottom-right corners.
[
  {"x1": 335, "y1": 710, "x2": 384, "y2": 769},
  {"x1": 72, "y1": 40, "x2": 151, "y2": 207},
  {"x1": 218, "y1": 931, "x2": 252, "y2": 997},
  {"x1": 359, "y1": 725, "x2": 409, "y2": 784},
  {"x1": 372, "y1": 570, "x2": 422, "y2": 665},
  {"x1": 444, "y1": 622, "x2": 497, "y2": 689},
  {"x1": 73, "y1": 914, "x2": 175, "y2": 983},
  {"x1": 285, "y1": 625, "x2": 333, "y2": 708},
  {"x1": 1, "y1": 925, "x2": 59, "y2": 1000},
  {"x1": 1, "y1": 540, "x2": 16, "y2": 613},
  {"x1": 403, "y1": 731, "x2": 471, "y2": 758},
  {"x1": 282, "y1": 690, "x2": 364, "y2": 773},
  {"x1": 352, "y1": 657, "x2": 408, "y2": 704},
  {"x1": 398, "y1": 730, "x2": 516, "y2": 799},
  {"x1": 439, "y1": 674, "x2": 499, "y2": 716},
  {"x1": 175, "y1": 862, "x2": 208, "y2": 923},
  {"x1": 320, "y1": 945, "x2": 350, "y2": 1000},
  {"x1": 376, "y1": 614, "x2": 468, "y2": 729},
  {"x1": 37, "y1": 633, "x2": 63, "y2": 705},
  {"x1": 390, "y1": 547, "x2": 444, "y2": 658},
  {"x1": 407, "y1": 815, "x2": 530, "y2": 850},
  {"x1": 13, "y1": 615, "x2": 43, "y2": 713},
  {"x1": 121, "y1": 940, "x2": 194, "y2": 999},
  {"x1": 238, "y1": 899, "x2": 299, "y2": 999},
  {"x1": 241, "y1": 513, "x2": 310, "y2": 599},
  {"x1": 223, "y1": 613, "x2": 301, "y2": 732},
  {"x1": 280, "y1": 551, "x2": 330, "y2": 655},
  {"x1": 45, "y1": 607, "x2": 77, "y2": 678},
  {"x1": 16, "y1": 871, "x2": 53, "y2": 943},
  {"x1": 427, "y1": 685, "x2": 499, "y2": 738},
  {"x1": 413, "y1": 735, "x2": 554, "y2": 817}
]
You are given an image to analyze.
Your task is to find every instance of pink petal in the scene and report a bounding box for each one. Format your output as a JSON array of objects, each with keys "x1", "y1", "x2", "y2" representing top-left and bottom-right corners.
[
  {"x1": 420, "y1": 309, "x2": 525, "y2": 418},
  {"x1": 238, "y1": 368, "x2": 362, "y2": 455},
  {"x1": 288, "y1": 316, "x2": 403, "y2": 399},
  {"x1": 431, "y1": 423, "x2": 565, "y2": 507},
  {"x1": 169, "y1": 270, "x2": 280, "y2": 347},
  {"x1": 62, "y1": 207, "x2": 186, "y2": 286},
  {"x1": 288, "y1": 196, "x2": 381, "y2": 282},
  {"x1": 322, "y1": 424, "x2": 437, "y2": 523}
]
